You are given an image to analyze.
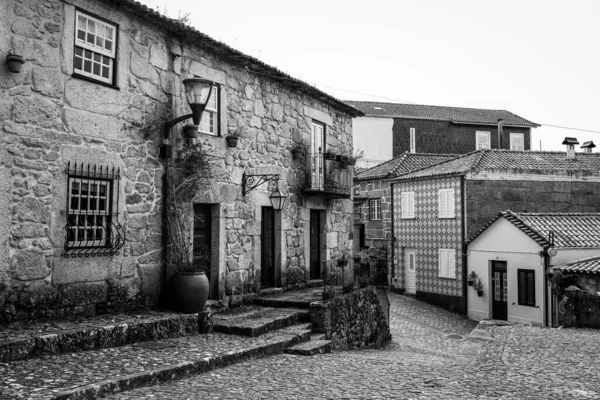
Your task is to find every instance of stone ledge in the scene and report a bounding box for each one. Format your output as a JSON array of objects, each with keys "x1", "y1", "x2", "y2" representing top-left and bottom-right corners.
[{"x1": 285, "y1": 339, "x2": 333, "y2": 356}]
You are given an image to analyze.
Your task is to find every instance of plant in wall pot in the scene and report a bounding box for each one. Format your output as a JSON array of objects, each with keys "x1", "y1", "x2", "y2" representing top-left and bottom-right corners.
[
  {"x1": 473, "y1": 279, "x2": 484, "y2": 297},
  {"x1": 467, "y1": 271, "x2": 478, "y2": 286},
  {"x1": 6, "y1": 52, "x2": 25, "y2": 73},
  {"x1": 165, "y1": 141, "x2": 215, "y2": 313},
  {"x1": 225, "y1": 130, "x2": 241, "y2": 148}
]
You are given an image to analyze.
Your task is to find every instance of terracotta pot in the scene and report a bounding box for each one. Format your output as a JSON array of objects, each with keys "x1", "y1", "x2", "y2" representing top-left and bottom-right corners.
[
  {"x1": 477, "y1": 290, "x2": 483, "y2": 297},
  {"x1": 169, "y1": 272, "x2": 209, "y2": 313},
  {"x1": 226, "y1": 136, "x2": 239, "y2": 148},
  {"x1": 182, "y1": 125, "x2": 199, "y2": 139},
  {"x1": 6, "y1": 54, "x2": 25, "y2": 73},
  {"x1": 291, "y1": 148, "x2": 303, "y2": 159},
  {"x1": 467, "y1": 280, "x2": 474, "y2": 286}
]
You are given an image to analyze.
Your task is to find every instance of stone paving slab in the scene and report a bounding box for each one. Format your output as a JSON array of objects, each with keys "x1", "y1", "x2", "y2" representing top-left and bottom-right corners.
[
  {"x1": 284, "y1": 339, "x2": 333, "y2": 356},
  {"x1": 252, "y1": 288, "x2": 323, "y2": 309},
  {"x1": 0, "y1": 324, "x2": 310, "y2": 400},
  {"x1": 0, "y1": 311, "x2": 209, "y2": 363},
  {"x1": 213, "y1": 306, "x2": 307, "y2": 336}
]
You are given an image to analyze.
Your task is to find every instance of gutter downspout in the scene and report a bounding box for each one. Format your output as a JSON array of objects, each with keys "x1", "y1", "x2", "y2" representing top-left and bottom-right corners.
[
  {"x1": 390, "y1": 180, "x2": 395, "y2": 282},
  {"x1": 461, "y1": 176, "x2": 467, "y2": 314},
  {"x1": 497, "y1": 119, "x2": 503, "y2": 149},
  {"x1": 542, "y1": 248, "x2": 551, "y2": 327}
]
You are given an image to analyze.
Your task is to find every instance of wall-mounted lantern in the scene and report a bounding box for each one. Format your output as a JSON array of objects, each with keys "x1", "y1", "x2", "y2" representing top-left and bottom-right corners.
[
  {"x1": 242, "y1": 173, "x2": 286, "y2": 210},
  {"x1": 161, "y1": 78, "x2": 213, "y2": 157}
]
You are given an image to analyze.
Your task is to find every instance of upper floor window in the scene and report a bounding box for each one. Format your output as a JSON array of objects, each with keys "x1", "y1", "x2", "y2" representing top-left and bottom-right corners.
[
  {"x1": 476, "y1": 131, "x2": 491, "y2": 150},
  {"x1": 199, "y1": 85, "x2": 219, "y2": 135},
  {"x1": 401, "y1": 192, "x2": 414, "y2": 219},
  {"x1": 438, "y1": 188, "x2": 455, "y2": 218},
  {"x1": 409, "y1": 128, "x2": 416, "y2": 153},
  {"x1": 518, "y1": 269, "x2": 536, "y2": 306},
  {"x1": 438, "y1": 249, "x2": 456, "y2": 279},
  {"x1": 369, "y1": 199, "x2": 382, "y2": 220},
  {"x1": 510, "y1": 133, "x2": 524, "y2": 151},
  {"x1": 74, "y1": 11, "x2": 118, "y2": 85}
]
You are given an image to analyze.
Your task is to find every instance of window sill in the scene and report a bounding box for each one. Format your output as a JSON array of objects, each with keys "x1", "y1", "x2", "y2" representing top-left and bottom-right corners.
[
  {"x1": 401, "y1": 217, "x2": 416, "y2": 220},
  {"x1": 72, "y1": 73, "x2": 120, "y2": 90},
  {"x1": 438, "y1": 276, "x2": 456, "y2": 279},
  {"x1": 517, "y1": 303, "x2": 536, "y2": 308}
]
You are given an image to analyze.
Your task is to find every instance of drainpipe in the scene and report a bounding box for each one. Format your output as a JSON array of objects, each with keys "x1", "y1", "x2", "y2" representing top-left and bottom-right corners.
[
  {"x1": 461, "y1": 176, "x2": 467, "y2": 314},
  {"x1": 497, "y1": 119, "x2": 503, "y2": 149},
  {"x1": 542, "y1": 248, "x2": 550, "y2": 327},
  {"x1": 390, "y1": 181, "x2": 395, "y2": 281}
]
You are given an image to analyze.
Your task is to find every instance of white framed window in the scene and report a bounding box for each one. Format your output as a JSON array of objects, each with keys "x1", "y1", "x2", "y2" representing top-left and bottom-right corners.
[
  {"x1": 510, "y1": 133, "x2": 524, "y2": 151},
  {"x1": 199, "y1": 85, "x2": 219, "y2": 135},
  {"x1": 476, "y1": 131, "x2": 491, "y2": 150},
  {"x1": 369, "y1": 199, "x2": 382, "y2": 220},
  {"x1": 438, "y1": 249, "x2": 456, "y2": 278},
  {"x1": 401, "y1": 192, "x2": 415, "y2": 219},
  {"x1": 67, "y1": 177, "x2": 112, "y2": 247},
  {"x1": 74, "y1": 11, "x2": 117, "y2": 84},
  {"x1": 409, "y1": 128, "x2": 416, "y2": 153},
  {"x1": 438, "y1": 188, "x2": 455, "y2": 218}
]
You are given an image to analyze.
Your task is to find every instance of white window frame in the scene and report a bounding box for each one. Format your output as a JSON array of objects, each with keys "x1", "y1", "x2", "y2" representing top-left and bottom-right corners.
[
  {"x1": 510, "y1": 133, "x2": 524, "y2": 151},
  {"x1": 401, "y1": 192, "x2": 415, "y2": 219},
  {"x1": 74, "y1": 11, "x2": 117, "y2": 84},
  {"x1": 409, "y1": 128, "x2": 416, "y2": 153},
  {"x1": 438, "y1": 188, "x2": 455, "y2": 219},
  {"x1": 67, "y1": 177, "x2": 111, "y2": 247},
  {"x1": 369, "y1": 199, "x2": 382, "y2": 221},
  {"x1": 476, "y1": 131, "x2": 491, "y2": 150},
  {"x1": 199, "y1": 85, "x2": 219, "y2": 135},
  {"x1": 438, "y1": 249, "x2": 456, "y2": 279}
]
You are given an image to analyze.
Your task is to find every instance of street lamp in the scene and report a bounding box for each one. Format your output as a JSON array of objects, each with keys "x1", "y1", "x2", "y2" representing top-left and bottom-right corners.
[
  {"x1": 161, "y1": 78, "x2": 213, "y2": 157},
  {"x1": 269, "y1": 182, "x2": 286, "y2": 211},
  {"x1": 242, "y1": 173, "x2": 287, "y2": 210}
]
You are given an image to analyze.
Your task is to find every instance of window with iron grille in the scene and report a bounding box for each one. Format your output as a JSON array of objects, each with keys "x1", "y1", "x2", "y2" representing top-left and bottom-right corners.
[
  {"x1": 369, "y1": 199, "x2": 381, "y2": 220},
  {"x1": 63, "y1": 162, "x2": 125, "y2": 257},
  {"x1": 199, "y1": 85, "x2": 219, "y2": 135},
  {"x1": 73, "y1": 10, "x2": 118, "y2": 85},
  {"x1": 518, "y1": 269, "x2": 536, "y2": 306}
]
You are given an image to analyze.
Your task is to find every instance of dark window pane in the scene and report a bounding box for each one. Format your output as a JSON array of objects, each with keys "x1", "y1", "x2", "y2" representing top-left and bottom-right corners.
[
  {"x1": 74, "y1": 56, "x2": 82, "y2": 70},
  {"x1": 72, "y1": 181, "x2": 79, "y2": 194},
  {"x1": 75, "y1": 47, "x2": 83, "y2": 56},
  {"x1": 77, "y1": 29, "x2": 85, "y2": 41},
  {"x1": 96, "y1": 228, "x2": 103, "y2": 240},
  {"x1": 84, "y1": 59, "x2": 92, "y2": 72},
  {"x1": 85, "y1": 49, "x2": 92, "y2": 59},
  {"x1": 93, "y1": 53, "x2": 101, "y2": 62},
  {"x1": 99, "y1": 184, "x2": 106, "y2": 196},
  {"x1": 93, "y1": 62, "x2": 100, "y2": 76},
  {"x1": 102, "y1": 67, "x2": 109, "y2": 78},
  {"x1": 87, "y1": 228, "x2": 94, "y2": 240},
  {"x1": 87, "y1": 33, "x2": 95, "y2": 45},
  {"x1": 90, "y1": 198, "x2": 96, "y2": 210},
  {"x1": 102, "y1": 56, "x2": 110, "y2": 65},
  {"x1": 70, "y1": 197, "x2": 79, "y2": 210},
  {"x1": 80, "y1": 197, "x2": 88, "y2": 210},
  {"x1": 99, "y1": 198, "x2": 105, "y2": 210},
  {"x1": 87, "y1": 215, "x2": 95, "y2": 226},
  {"x1": 96, "y1": 36, "x2": 104, "y2": 48},
  {"x1": 105, "y1": 40, "x2": 112, "y2": 52},
  {"x1": 78, "y1": 228, "x2": 85, "y2": 241},
  {"x1": 81, "y1": 183, "x2": 88, "y2": 194},
  {"x1": 67, "y1": 228, "x2": 75, "y2": 241}
]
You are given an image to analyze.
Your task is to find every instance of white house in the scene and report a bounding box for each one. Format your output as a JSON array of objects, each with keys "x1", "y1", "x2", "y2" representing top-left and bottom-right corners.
[{"x1": 466, "y1": 211, "x2": 600, "y2": 326}]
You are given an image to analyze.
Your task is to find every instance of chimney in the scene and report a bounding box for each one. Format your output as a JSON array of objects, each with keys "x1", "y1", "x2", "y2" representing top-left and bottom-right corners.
[
  {"x1": 581, "y1": 141, "x2": 596, "y2": 153},
  {"x1": 562, "y1": 137, "x2": 579, "y2": 159},
  {"x1": 497, "y1": 119, "x2": 503, "y2": 149}
]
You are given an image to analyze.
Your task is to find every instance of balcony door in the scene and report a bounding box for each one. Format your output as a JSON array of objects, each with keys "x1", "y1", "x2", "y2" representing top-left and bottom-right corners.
[{"x1": 311, "y1": 121, "x2": 325, "y2": 190}]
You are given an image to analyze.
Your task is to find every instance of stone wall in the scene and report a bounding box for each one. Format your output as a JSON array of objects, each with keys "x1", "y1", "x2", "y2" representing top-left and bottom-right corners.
[
  {"x1": 310, "y1": 287, "x2": 391, "y2": 350},
  {"x1": 0, "y1": 0, "x2": 355, "y2": 321},
  {"x1": 392, "y1": 118, "x2": 531, "y2": 156},
  {"x1": 354, "y1": 179, "x2": 392, "y2": 246}
]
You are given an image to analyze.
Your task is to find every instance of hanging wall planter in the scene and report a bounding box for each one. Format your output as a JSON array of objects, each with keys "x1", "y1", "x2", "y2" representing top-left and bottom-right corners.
[
  {"x1": 477, "y1": 290, "x2": 484, "y2": 297},
  {"x1": 6, "y1": 54, "x2": 25, "y2": 73},
  {"x1": 225, "y1": 135, "x2": 239, "y2": 148},
  {"x1": 291, "y1": 148, "x2": 304, "y2": 160},
  {"x1": 182, "y1": 125, "x2": 198, "y2": 139}
]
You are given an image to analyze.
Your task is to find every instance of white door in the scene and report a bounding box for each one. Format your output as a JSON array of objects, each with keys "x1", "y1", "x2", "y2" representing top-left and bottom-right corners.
[{"x1": 405, "y1": 250, "x2": 416, "y2": 294}]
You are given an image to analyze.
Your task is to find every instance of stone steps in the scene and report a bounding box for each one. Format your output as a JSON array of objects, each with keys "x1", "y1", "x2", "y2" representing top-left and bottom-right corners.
[
  {"x1": 0, "y1": 324, "x2": 311, "y2": 400},
  {"x1": 0, "y1": 311, "x2": 211, "y2": 363},
  {"x1": 213, "y1": 306, "x2": 309, "y2": 337},
  {"x1": 285, "y1": 339, "x2": 333, "y2": 356}
]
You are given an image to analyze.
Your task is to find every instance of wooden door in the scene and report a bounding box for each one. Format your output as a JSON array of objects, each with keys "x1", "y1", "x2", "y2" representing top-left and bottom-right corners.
[
  {"x1": 405, "y1": 250, "x2": 416, "y2": 294},
  {"x1": 261, "y1": 207, "x2": 275, "y2": 288},
  {"x1": 193, "y1": 204, "x2": 212, "y2": 283},
  {"x1": 492, "y1": 262, "x2": 508, "y2": 321},
  {"x1": 309, "y1": 210, "x2": 321, "y2": 280}
]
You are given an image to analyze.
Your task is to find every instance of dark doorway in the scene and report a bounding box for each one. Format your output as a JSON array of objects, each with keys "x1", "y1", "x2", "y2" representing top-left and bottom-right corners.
[
  {"x1": 193, "y1": 204, "x2": 213, "y2": 297},
  {"x1": 261, "y1": 207, "x2": 276, "y2": 288},
  {"x1": 309, "y1": 210, "x2": 322, "y2": 280},
  {"x1": 492, "y1": 261, "x2": 508, "y2": 321}
]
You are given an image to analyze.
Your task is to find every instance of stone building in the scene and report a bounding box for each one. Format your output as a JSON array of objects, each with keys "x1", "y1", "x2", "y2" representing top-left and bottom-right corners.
[
  {"x1": 344, "y1": 100, "x2": 539, "y2": 168},
  {"x1": 390, "y1": 148, "x2": 600, "y2": 313},
  {"x1": 0, "y1": 0, "x2": 362, "y2": 321}
]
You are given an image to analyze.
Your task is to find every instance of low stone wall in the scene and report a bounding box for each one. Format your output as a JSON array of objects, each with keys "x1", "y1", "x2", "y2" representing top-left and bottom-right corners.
[
  {"x1": 310, "y1": 287, "x2": 391, "y2": 350},
  {"x1": 559, "y1": 291, "x2": 600, "y2": 328}
]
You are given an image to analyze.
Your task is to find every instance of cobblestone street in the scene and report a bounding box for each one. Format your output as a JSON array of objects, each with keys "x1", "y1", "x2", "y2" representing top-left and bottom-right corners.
[{"x1": 106, "y1": 293, "x2": 600, "y2": 399}]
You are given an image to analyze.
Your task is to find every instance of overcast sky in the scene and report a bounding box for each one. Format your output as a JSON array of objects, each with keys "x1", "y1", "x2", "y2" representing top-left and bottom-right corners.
[{"x1": 140, "y1": 0, "x2": 599, "y2": 151}]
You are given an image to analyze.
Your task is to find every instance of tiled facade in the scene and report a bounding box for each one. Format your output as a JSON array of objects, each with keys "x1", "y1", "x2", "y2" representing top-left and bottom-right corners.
[{"x1": 391, "y1": 176, "x2": 464, "y2": 312}]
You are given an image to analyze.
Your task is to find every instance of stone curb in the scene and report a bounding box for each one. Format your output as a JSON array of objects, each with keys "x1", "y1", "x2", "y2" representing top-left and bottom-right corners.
[
  {"x1": 52, "y1": 332, "x2": 307, "y2": 400},
  {"x1": 0, "y1": 312, "x2": 212, "y2": 363}
]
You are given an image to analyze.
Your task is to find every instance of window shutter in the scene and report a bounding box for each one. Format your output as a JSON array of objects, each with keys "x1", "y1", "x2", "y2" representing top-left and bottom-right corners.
[
  {"x1": 447, "y1": 250, "x2": 456, "y2": 278},
  {"x1": 446, "y1": 189, "x2": 455, "y2": 217},
  {"x1": 408, "y1": 192, "x2": 414, "y2": 218},
  {"x1": 527, "y1": 271, "x2": 535, "y2": 305},
  {"x1": 401, "y1": 193, "x2": 407, "y2": 218},
  {"x1": 439, "y1": 190, "x2": 447, "y2": 218},
  {"x1": 438, "y1": 250, "x2": 446, "y2": 277}
]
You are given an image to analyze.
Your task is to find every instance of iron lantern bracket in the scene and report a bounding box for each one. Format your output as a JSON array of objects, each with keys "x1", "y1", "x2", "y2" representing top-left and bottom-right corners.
[
  {"x1": 163, "y1": 113, "x2": 194, "y2": 140},
  {"x1": 242, "y1": 173, "x2": 280, "y2": 197}
]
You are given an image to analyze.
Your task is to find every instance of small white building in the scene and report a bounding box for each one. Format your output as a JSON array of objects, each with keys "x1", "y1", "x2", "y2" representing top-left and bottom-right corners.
[{"x1": 466, "y1": 211, "x2": 600, "y2": 326}]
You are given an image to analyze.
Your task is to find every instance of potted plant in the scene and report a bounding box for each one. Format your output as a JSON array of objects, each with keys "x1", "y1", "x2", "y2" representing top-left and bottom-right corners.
[
  {"x1": 225, "y1": 131, "x2": 240, "y2": 148},
  {"x1": 291, "y1": 147, "x2": 304, "y2": 160},
  {"x1": 165, "y1": 141, "x2": 215, "y2": 313},
  {"x1": 473, "y1": 279, "x2": 484, "y2": 297},
  {"x1": 6, "y1": 53, "x2": 25, "y2": 73},
  {"x1": 348, "y1": 150, "x2": 364, "y2": 166},
  {"x1": 467, "y1": 271, "x2": 477, "y2": 286},
  {"x1": 182, "y1": 124, "x2": 198, "y2": 139}
]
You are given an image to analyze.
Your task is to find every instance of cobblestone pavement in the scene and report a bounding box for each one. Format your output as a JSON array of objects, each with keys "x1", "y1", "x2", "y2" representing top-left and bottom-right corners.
[{"x1": 108, "y1": 293, "x2": 600, "y2": 399}]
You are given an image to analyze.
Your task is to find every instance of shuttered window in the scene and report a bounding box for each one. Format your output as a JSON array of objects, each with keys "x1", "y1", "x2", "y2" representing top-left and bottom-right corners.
[
  {"x1": 518, "y1": 269, "x2": 535, "y2": 306},
  {"x1": 401, "y1": 192, "x2": 415, "y2": 219},
  {"x1": 438, "y1": 249, "x2": 456, "y2": 279},
  {"x1": 438, "y1": 188, "x2": 455, "y2": 218}
]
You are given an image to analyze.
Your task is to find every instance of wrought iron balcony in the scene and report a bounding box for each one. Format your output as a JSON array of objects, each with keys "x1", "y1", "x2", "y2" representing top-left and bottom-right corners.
[{"x1": 303, "y1": 152, "x2": 352, "y2": 198}]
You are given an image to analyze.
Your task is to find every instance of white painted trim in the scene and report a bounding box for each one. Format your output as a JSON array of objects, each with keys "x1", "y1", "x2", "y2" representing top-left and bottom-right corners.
[
  {"x1": 304, "y1": 106, "x2": 333, "y2": 127},
  {"x1": 467, "y1": 172, "x2": 600, "y2": 182}
]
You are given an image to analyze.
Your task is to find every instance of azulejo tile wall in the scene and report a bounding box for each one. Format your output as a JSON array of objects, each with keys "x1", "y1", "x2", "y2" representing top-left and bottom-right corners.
[{"x1": 392, "y1": 176, "x2": 463, "y2": 297}]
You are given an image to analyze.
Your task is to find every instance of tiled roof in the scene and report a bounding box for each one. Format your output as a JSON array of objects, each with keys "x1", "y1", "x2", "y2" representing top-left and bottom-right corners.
[
  {"x1": 355, "y1": 152, "x2": 456, "y2": 181},
  {"x1": 344, "y1": 101, "x2": 539, "y2": 127},
  {"x1": 97, "y1": 0, "x2": 363, "y2": 117},
  {"x1": 467, "y1": 211, "x2": 600, "y2": 248},
  {"x1": 394, "y1": 149, "x2": 600, "y2": 181},
  {"x1": 558, "y1": 256, "x2": 600, "y2": 275}
]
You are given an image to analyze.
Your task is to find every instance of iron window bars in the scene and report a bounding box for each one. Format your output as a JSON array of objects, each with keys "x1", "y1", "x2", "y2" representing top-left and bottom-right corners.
[{"x1": 63, "y1": 162, "x2": 125, "y2": 257}]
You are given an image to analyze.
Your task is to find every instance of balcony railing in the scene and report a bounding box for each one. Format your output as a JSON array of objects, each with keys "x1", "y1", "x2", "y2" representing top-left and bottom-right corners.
[{"x1": 304, "y1": 153, "x2": 352, "y2": 198}]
